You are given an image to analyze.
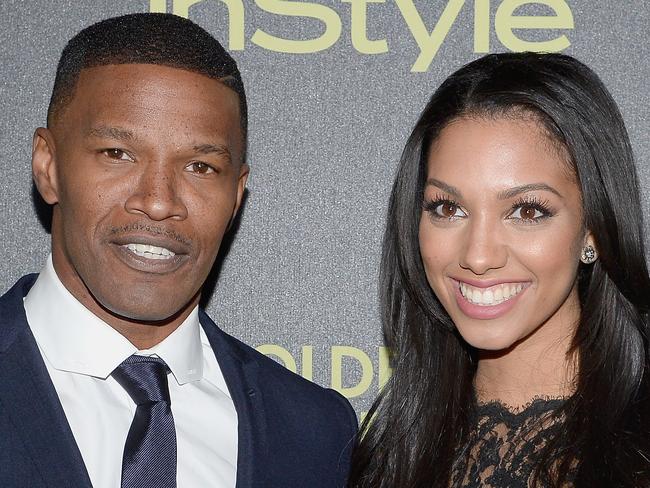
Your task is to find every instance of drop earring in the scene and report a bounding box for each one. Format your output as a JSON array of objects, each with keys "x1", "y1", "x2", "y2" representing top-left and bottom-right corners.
[{"x1": 580, "y1": 245, "x2": 598, "y2": 264}]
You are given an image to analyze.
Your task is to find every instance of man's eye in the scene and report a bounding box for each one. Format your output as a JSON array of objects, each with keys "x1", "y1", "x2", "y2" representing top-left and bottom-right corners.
[
  {"x1": 102, "y1": 149, "x2": 133, "y2": 161},
  {"x1": 186, "y1": 162, "x2": 215, "y2": 174}
]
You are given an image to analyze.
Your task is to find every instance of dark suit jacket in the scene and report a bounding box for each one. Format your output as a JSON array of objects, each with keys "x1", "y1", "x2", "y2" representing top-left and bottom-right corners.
[{"x1": 0, "y1": 275, "x2": 358, "y2": 487}]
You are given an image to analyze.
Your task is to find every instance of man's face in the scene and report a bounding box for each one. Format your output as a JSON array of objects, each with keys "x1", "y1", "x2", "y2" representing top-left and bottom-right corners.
[{"x1": 33, "y1": 64, "x2": 248, "y2": 326}]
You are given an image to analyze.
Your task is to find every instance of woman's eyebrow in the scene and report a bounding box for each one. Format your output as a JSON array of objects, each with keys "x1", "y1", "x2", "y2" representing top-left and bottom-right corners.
[
  {"x1": 425, "y1": 179, "x2": 564, "y2": 200},
  {"x1": 497, "y1": 183, "x2": 563, "y2": 200},
  {"x1": 425, "y1": 178, "x2": 462, "y2": 198}
]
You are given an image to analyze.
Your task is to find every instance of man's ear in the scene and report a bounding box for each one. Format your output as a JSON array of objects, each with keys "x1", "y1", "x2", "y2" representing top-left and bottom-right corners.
[
  {"x1": 32, "y1": 127, "x2": 59, "y2": 204},
  {"x1": 225, "y1": 163, "x2": 249, "y2": 232},
  {"x1": 233, "y1": 162, "x2": 249, "y2": 218}
]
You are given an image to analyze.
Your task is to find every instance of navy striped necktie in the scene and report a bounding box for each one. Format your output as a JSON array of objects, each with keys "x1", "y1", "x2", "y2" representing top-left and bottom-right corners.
[{"x1": 112, "y1": 355, "x2": 177, "y2": 488}]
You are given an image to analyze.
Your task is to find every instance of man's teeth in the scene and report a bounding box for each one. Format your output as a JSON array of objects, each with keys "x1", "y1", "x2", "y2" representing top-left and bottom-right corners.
[
  {"x1": 460, "y1": 282, "x2": 524, "y2": 306},
  {"x1": 123, "y1": 243, "x2": 175, "y2": 260}
]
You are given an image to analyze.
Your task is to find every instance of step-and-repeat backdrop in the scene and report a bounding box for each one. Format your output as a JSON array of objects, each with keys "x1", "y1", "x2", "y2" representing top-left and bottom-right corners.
[{"x1": 1, "y1": 1, "x2": 648, "y2": 416}]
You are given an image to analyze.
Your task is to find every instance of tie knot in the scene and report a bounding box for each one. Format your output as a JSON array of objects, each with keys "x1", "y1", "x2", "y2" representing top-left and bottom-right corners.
[{"x1": 112, "y1": 355, "x2": 172, "y2": 406}]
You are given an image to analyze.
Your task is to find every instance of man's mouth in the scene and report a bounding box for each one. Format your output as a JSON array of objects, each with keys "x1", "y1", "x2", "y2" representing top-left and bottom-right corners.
[
  {"x1": 459, "y1": 281, "x2": 527, "y2": 307},
  {"x1": 122, "y1": 243, "x2": 176, "y2": 260}
]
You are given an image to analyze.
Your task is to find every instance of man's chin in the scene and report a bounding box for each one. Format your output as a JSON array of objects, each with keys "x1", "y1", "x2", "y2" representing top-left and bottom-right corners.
[{"x1": 95, "y1": 294, "x2": 196, "y2": 326}]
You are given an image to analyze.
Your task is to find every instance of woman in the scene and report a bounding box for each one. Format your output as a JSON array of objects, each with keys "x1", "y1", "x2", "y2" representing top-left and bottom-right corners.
[{"x1": 349, "y1": 53, "x2": 650, "y2": 487}]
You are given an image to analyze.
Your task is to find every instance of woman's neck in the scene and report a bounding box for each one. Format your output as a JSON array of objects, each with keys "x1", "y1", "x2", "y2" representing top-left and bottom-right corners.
[{"x1": 474, "y1": 316, "x2": 579, "y2": 408}]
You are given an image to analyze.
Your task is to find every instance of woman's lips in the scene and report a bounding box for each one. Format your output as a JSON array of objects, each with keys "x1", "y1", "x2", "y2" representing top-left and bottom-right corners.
[{"x1": 452, "y1": 279, "x2": 530, "y2": 320}]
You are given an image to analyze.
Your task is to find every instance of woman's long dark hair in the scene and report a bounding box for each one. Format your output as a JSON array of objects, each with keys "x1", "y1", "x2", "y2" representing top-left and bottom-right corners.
[{"x1": 349, "y1": 52, "x2": 650, "y2": 487}]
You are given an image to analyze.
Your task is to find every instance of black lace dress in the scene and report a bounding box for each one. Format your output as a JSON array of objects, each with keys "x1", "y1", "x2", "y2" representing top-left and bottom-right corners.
[{"x1": 450, "y1": 397, "x2": 575, "y2": 487}]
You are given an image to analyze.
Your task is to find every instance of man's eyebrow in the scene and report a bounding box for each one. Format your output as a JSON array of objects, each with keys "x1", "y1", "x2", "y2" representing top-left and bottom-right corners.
[
  {"x1": 192, "y1": 143, "x2": 233, "y2": 164},
  {"x1": 497, "y1": 183, "x2": 563, "y2": 200},
  {"x1": 193, "y1": 143, "x2": 230, "y2": 156},
  {"x1": 85, "y1": 129, "x2": 232, "y2": 162},
  {"x1": 86, "y1": 126, "x2": 137, "y2": 142},
  {"x1": 425, "y1": 178, "x2": 462, "y2": 198}
]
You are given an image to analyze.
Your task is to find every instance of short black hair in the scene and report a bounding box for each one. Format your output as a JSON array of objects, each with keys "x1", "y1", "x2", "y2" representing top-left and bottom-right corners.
[{"x1": 47, "y1": 13, "x2": 247, "y2": 138}]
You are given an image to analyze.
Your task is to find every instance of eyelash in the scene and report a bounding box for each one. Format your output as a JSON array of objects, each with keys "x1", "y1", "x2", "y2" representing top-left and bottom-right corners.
[
  {"x1": 100, "y1": 148, "x2": 133, "y2": 161},
  {"x1": 423, "y1": 193, "x2": 464, "y2": 221},
  {"x1": 186, "y1": 161, "x2": 217, "y2": 175},
  {"x1": 422, "y1": 194, "x2": 556, "y2": 223},
  {"x1": 509, "y1": 196, "x2": 555, "y2": 223}
]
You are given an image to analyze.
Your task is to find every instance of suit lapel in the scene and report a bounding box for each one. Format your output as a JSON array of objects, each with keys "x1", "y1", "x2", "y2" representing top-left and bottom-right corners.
[
  {"x1": 0, "y1": 275, "x2": 92, "y2": 488},
  {"x1": 200, "y1": 312, "x2": 267, "y2": 488}
]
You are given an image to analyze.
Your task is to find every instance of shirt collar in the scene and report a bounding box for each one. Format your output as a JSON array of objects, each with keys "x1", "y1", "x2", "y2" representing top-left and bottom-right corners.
[
  {"x1": 24, "y1": 255, "x2": 203, "y2": 384},
  {"x1": 140, "y1": 309, "x2": 203, "y2": 385}
]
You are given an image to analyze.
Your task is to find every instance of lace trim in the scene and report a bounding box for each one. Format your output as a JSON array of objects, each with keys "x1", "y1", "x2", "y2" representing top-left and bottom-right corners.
[
  {"x1": 475, "y1": 395, "x2": 567, "y2": 417},
  {"x1": 450, "y1": 396, "x2": 574, "y2": 487}
]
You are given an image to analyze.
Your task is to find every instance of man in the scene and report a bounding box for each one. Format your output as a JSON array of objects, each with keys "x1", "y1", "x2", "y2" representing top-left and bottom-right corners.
[{"x1": 0, "y1": 13, "x2": 357, "y2": 488}]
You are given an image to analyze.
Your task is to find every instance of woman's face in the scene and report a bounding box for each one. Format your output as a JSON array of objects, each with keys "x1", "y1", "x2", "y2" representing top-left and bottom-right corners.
[{"x1": 419, "y1": 116, "x2": 593, "y2": 351}]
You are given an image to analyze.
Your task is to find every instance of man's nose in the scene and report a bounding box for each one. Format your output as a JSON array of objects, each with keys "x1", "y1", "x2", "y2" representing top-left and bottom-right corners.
[
  {"x1": 124, "y1": 163, "x2": 188, "y2": 221},
  {"x1": 458, "y1": 217, "x2": 507, "y2": 275}
]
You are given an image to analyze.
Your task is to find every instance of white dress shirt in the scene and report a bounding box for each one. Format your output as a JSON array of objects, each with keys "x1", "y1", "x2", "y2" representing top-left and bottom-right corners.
[{"x1": 23, "y1": 256, "x2": 238, "y2": 488}]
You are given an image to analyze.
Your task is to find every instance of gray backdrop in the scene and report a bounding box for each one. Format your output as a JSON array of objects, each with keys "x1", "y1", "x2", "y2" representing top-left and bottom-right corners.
[{"x1": 0, "y1": 0, "x2": 647, "y2": 416}]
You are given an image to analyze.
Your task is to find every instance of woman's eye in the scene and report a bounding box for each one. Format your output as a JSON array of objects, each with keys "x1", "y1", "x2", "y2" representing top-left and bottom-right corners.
[
  {"x1": 426, "y1": 200, "x2": 466, "y2": 220},
  {"x1": 438, "y1": 202, "x2": 462, "y2": 218},
  {"x1": 186, "y1": 162, "x2": 215, "y2": 174},
  {"x1": 511, "y1": 205, "x2": 544, "y2": 221},
  {"x1": 102, "y1": 149, "x2": 133, "y2": 161}
]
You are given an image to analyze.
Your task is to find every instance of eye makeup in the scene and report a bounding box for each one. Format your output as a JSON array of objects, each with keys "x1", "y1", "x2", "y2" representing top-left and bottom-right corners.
[
  {"x1": 423, "y1": 193, "x2": 465, "y2": 221},
  {"x1": 422, "y1": 193, "x2": 557, "y2": 224},
  {"x1": 508, "y1": 195, "x2": 556, "y2": 223}
]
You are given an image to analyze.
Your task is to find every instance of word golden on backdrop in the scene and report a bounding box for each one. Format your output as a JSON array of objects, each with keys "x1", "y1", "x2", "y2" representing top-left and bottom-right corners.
[
  {"x1": 150, "y1": 0, "x2": 574, "y2": 72},
  {"x1": 256, "y1": 344, "x2": 392, "y2": 399}
]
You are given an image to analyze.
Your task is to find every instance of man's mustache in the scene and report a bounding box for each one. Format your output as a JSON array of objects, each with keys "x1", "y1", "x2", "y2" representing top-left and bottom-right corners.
[{"x1": 109, "y1": 223, "x2": 191, "y2": 246}]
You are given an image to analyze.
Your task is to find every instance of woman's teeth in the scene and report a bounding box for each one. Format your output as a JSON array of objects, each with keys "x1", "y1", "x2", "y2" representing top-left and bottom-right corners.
[
  {"x1": 459, "y1": 281, "x2": 524, "y2": 306},
  {"x1": 123, "y1": 243, "x2": 175, "y2": 260}
]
